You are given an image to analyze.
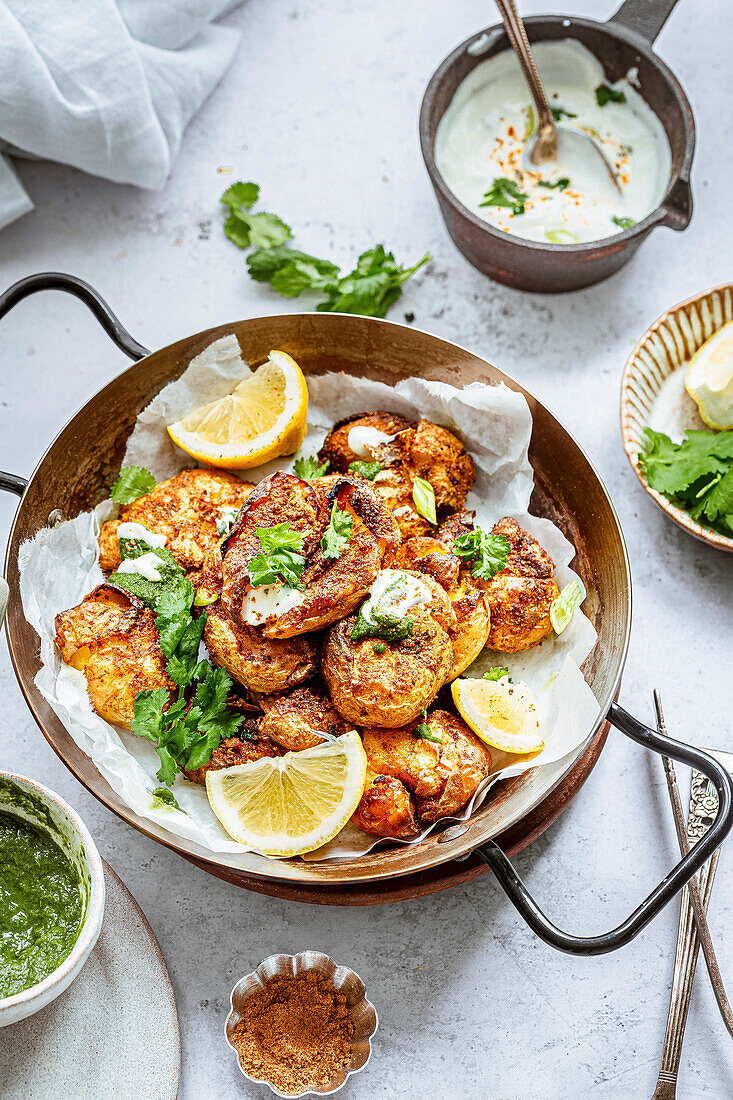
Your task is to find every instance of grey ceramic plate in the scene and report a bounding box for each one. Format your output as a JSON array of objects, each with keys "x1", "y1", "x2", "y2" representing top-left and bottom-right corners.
[{"x1": 0, "y1": 861, "x2": 180, "y2": 1099}]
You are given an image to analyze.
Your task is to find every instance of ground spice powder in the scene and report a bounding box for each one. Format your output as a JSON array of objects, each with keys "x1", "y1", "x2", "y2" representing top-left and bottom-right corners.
[{"x1": 230, "y1": 972, "x2": 354, "y2": 1094}]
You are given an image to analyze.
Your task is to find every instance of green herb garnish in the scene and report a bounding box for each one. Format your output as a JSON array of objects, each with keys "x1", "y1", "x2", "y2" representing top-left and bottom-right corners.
[
  {"x1": 638, "y1": 428, "x2": 733, "y2": 538},
  {"x1": 412, "y1": 476, "x2": 437, "y2": 524},
  {"x1": 549, "y1": 581, "x2": 584, "y2": 636},
  {"x1": 216, "y1": 506, "x2": 240, "y2": 537},
  {"x1": 349, "y1": 461, "x2": 382, "y2": 480},
  {"x1": 220, "y1": 181, "x2": 293, "y2": 251},
  {"x1": 373, "y1": 642, "x2": 386, "y2": 654},
  {"x1": 479, "y1": 178, "x2": 528, "y2": 215},
  {"x1": 595, "y1": 84, "x2": 626, "y2": 107},
  {"x1": 221, "y1": 183, "x2": 430, "y2": 319},
  {"x1": 538, "y1": 178, "x2": 570, "y2": 191},
  {"x1": 152, "y1": 786, "x2": 181, "y2": 810},
  {"x1": 551, "y1": 106, "x2": 577, "y2": 121},
  {"x1": 612, "y1": 215, "x2": 636, "y2": 230},
  {"x1": 294, "y1": 454, "x2": 330, "y2": 480},
  {"x1": 414, "y1": 710, "x2": 443, "y2": 743},
  {"x1": 453, "y1": 529, "x2": 510, "y2": 580},
  {"x1": 351, "y1": 607, "x2": 414, "y2": 643},
  {"x1": 110, "y1": 465, "x2": 156, "y2": 505},
  {"x1": 248, "y1": 523, "x2": 306, "y2": 588},
  {"x1": 483, "y1": 667, "x2": 511, "y2": 682},
  {"x1": 321, "y1": 503, "x2": 353, "y2": 561}
]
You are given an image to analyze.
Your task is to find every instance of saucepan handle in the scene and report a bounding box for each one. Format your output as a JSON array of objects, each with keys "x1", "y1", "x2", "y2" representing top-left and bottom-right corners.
[
  {"x1": 476, "y1": 701, "x2": 733, "y2": 955},
  {"x1": 0, "y1": 272, "x2": 150, "y2": 362},
  {"x1": 607, "y1": 0, "x2": 681, "y2": 44}
]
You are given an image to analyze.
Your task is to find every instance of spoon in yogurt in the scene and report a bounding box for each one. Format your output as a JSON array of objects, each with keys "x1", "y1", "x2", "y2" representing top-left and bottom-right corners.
[{"x1": 494, "y1": 0, "x2": 622, "y2": 195}]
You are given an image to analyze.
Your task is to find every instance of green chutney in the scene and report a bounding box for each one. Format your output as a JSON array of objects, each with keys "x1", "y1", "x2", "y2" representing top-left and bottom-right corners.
[{"x1": 0, "y1": 811, "x2": 84, "y2": 999}]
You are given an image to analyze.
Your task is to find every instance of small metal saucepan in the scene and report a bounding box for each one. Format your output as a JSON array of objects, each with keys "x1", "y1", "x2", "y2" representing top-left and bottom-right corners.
[{"x1": 420, "y1": 0, "x2": 694, "y2": 292}]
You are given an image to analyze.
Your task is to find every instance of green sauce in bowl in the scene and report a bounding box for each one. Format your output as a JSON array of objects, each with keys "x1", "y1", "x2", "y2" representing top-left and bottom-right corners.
[{"x1": 0, "y1": 811, "x2": 84, "y2": 999}]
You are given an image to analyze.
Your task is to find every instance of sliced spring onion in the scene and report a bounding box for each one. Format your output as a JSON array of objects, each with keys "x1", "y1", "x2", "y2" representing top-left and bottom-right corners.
[
  {"x1": 412, "y1": 476, "x2": 437, "y2": 524},
  {"x1": 550, "y1": 581, "x2": 584, "y2": 635},
  {"x1": 522, "y1": 104, "x2": 536, "y2": 142},
  {"x1": 193, "y1": 589, "x2": 219, "y2": 607},
  {"x1": 545, "y1": 229, "x2": 580, "y2": 245}
]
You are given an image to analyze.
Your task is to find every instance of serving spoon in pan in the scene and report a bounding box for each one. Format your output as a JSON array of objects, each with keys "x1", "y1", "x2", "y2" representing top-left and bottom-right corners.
[{"x1": 494, "y1": 0, "x2": 622, "y2": 193}]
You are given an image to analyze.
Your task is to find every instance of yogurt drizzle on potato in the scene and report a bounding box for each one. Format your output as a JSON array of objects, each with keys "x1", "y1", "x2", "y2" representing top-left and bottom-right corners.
[{"x1": 435, "y1": 39, "x2": 670, "y2": 244}]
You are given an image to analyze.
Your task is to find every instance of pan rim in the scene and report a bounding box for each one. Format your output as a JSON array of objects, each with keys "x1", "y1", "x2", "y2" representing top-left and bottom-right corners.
[{"x1": 4, "y1": 311, "x2": 631, "y2": 885}]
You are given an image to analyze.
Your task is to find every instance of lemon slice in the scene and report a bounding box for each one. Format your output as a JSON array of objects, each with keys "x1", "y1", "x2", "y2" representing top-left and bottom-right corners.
[
  {"x1": 685, "y1": 323, "x2": 733, "y2": 430},
  {"x1": 167, "y1": 350, "x2": 308, "y2": 468},
  {"x1": 205, "y1": 731, "x2": 367, "y2": 856},
  {"x1": 452, "y1": 677, "x2": 544, "y2": 754}
]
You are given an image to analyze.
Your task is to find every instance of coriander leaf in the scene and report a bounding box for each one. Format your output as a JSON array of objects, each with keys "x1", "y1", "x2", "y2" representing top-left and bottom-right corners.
[
  {"x1": 155, "y1": 582, "x2": 196, "y2": 658},
  {"x1": 639, "y1": 428, "x2": 733, "y2": 497},
  {"x1": 373, "y1": 642, "x2": 386, "y2": 654},
  {"x1": 165, "y1": 614, "x2": 207, "y2": 687},
  {"x1": 317, "y1": 248, "x2": 431, "y2": 318},
  {"x1": 247, "y1": 246, "x2": 340, "y2": 289},
  {"x1": 596, "y1": 84, "x2": 626, "y2": 107},
  {"x1": 321, "y1": 503, "x2": 353, "y2": 561},
  {"x1": 551, "y1": 106, "x2": 577, "y2": 121},
  {"x1": 453, "y1": 528, "x2": 510, "y2": 580},
  {"x1": 612, "y1": 215, "x2": 636, "y2": 230},
  {"x1": 479, "y1": 177, "x2": 528, "y2": 215},
  {"x1": 249, "y1": 523, "x2": 306, "y2": 588},
  {"x1": 110, "y1": 465, "x2": 156, "y2": 505},
  {"x1": 131, "y1": 687, "x2": 169, "y2": 742},
  {"x1": 538, "y1": 177, "x2": 570, "y2": 191},
  {"x1": 349, "y1": 461, "x2": 382, "y2": 480},
  {"x1": 294, "y1": 454, "x2": 330, "y2": 480},
  {"x1": 152, "y1": 786, "x2": 181, "y2": 810},
  {"x1": 256, "y1": 523, "x2": 306, "y2": 554},
  {"x1": 220, "y1": 181, "x2": 259, "y2": 211},
  {"x1": 700, "y1": 466, "x2": 733, "y2": 523},
  {"x1": 483, "y1": 667, "x2": 511, "y2": 682},
  {"x1": 227, "y1": 210, "x2": 293, "y2": 251},
  {"x1": 412, "y1": 476, "x2": 437, "y2": 524}
]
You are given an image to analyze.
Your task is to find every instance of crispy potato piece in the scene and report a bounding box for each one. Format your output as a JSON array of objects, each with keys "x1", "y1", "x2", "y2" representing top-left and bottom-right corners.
[
  {"x1": 220, "y1": 471, "x2": 400, "y2": 639},
  {"x1": 351, "y1": 770, "x2": 420, "y2": 839},
  {"x1": 392, "y1": 531, "x2": 491, "y2": 680},
  {"x1": 184, "y1": 718, "x2": 282, "y2": 785},
  {"x1": 204, "y1": 604, "x2": 319, "y2": 695},
  {"x1": 319, "y1": 412, "x2": 474, "y2": 541},
  {"x1": 259, "y1": 687, "x2": 351, "y2": 752},
  {"x1": 99, "y1": 467, "x2": 254, "y2": 580},
  {"x1": 54, "y1": 584, "x2": 173, "y2": 729},
  {"x1": 318, "y1": 411, "x2": 415, "y2": 471},
  {"x1": 486, "y1": 517, "x2": 559, "y2": 653},
  {"x1": 353, "y1": 710, "x2": 491, "y2": 838},
  {"x1": 322, "y1": 576, "x2": 454, "y2": 727}
]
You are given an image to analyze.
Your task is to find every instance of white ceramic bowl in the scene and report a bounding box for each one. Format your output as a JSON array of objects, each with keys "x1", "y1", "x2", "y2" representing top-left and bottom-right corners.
[{"x1": 0, "y1": 772, "x2": 105, "y2": 1027}]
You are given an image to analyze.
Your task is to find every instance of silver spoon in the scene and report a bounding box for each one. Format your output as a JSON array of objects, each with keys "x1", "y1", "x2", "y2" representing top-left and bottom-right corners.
[{"x1": 494, "y1": 0, "x2": 622, "y2": 194}]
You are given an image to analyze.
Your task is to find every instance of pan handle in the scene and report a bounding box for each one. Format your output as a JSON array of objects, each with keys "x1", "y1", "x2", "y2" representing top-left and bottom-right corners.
[
  {"x1": 607, "y1": 0, "x2": 680, "y2": 44},
  {"x1": 476, "y1": 701, "x2": 733, "y2": 955},
  {"x1": 0, "y1": 272, "x2": 150, "y2": 362}
]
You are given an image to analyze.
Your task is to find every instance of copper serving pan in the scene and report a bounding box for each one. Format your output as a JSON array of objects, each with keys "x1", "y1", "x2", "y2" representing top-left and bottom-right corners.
[{"x1": 1, "y1": 274, "x2": 730, "y2": 952}]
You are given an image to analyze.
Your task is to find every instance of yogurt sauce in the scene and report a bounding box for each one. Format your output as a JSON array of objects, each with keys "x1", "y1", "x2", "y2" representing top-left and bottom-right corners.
[
  {"x1": 435, "y1": 39, "x2": 670, "y2": 244},
  {"x1": 116, "y1": 522, "x2": 167, "y2": 548},
  {"x1": 348, "y1": 426, "x2": 395, "y2": 457},
  {"x1": 360, "y1": 570, "x2": 433, "y2": 624},
  {"x1": 242, "y1": 583, "x2": 305, "y2": 626},
  {"x1": 117, "y1": 552, "x2": 165, "y2": 582}
]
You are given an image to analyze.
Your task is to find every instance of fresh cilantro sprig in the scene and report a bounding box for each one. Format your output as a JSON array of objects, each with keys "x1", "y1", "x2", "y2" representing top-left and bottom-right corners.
[
  {"x1": 639, "y1": 428, "x2": 733, "y2": 537},
  {"x1": 480, "y1": 178, "x2": 528, "y2": 215},
  {"x1": 538, "y1": 178, "x2": 570, "y2": 191},
  {"x1": 248, "y1": 523, "x2": 306, "y2": 588},
  {"x1": 321, "y1": 503, "x2": 353, "y2": 561},
  {"x1": 220, "y1": 182, "x2": 430, "y2": 318},
  {"x1": 453, "y1": 528, "x2": 511, "y2": 580},
  {"x1": 551, "y1": 106, "x2": 577, "y2": 121},
  {"x1": 483, "y1": 667, "x2": 511, "y2": 682},
  {"x1": 349, "y1": 461, "x2": 382, "y2": 480},
  {"x1": 220, "y1": 181, "x2": 293, "y2": 251},
  {"x1": 595, "y1": 84, "x2": 626, "y2": 107},
  {"x1": 294, "y1": 454, "x2": 330, "y2": 480},
  {"x1": 110, "y1": 466, "x2": 156, "y2": 505}
]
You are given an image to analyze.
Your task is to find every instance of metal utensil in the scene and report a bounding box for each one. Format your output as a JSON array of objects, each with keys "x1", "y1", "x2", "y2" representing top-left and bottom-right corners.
[
  {"x1": 652, "y1": 769, "x2": 723, "y2": 1098},
  {"x1": 493, "y1": 0, "x2": 621, "y2": 191}
]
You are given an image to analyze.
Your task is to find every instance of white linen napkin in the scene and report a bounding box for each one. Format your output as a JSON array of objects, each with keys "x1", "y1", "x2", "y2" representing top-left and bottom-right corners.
[{"x1": 0, "y1": 0, "x2": 242, "y2": 230}]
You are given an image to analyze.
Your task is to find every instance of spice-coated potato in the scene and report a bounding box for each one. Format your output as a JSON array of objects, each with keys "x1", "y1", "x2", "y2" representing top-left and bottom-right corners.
[
  {"x1": 204, "y1": 603, "x2": 319, "y2": 695},
  {"x1": 259, "y1": 686, "x2": 351, "y2": 752},
  {"x1": 54, "y1": 584, "x2": 173, "y2": 729},
  {"x1": 486, "y1": 517, "x2": 559, "y2": 653},
  {"x1": 99, "y1": 467, "x2": 254, "y2": 581}
]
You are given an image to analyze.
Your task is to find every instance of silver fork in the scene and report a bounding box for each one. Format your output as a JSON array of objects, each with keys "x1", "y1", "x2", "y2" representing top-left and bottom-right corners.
[{"x1": 651, "y1": 697, "x2": 731, "y2": 1099}]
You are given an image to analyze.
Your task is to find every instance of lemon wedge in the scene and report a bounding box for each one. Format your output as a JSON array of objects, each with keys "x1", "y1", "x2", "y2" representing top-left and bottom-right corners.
[
  {"x1": 167, "y1": 350, "x2": 308, "y2": 468},
  {"x1": 685, "y1": 323, "x2": 733, "y2": 430},
  {"x1": 452, "y1": 676, "x2": 544, "y2": 754},
  {"x1": 205, "y1": 731, "x2": 367, "y2": 856}
]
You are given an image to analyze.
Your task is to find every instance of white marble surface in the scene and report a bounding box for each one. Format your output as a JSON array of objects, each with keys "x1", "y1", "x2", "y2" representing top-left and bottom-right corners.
[{"x1": 0, "y1": 1, "x2": 731, "y2": 1096}]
